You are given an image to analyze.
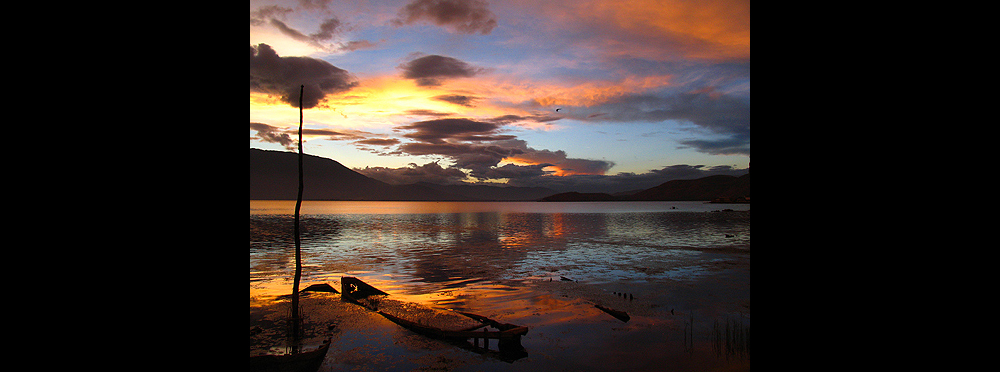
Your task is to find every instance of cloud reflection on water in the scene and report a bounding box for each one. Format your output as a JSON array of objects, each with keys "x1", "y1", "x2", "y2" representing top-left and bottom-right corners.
[{"x1": 250, "y1": 201, "x2": 748, "y2": 300}]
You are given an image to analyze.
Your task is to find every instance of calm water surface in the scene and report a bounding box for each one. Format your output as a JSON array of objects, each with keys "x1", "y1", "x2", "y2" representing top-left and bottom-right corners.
[
  {"x1": 250, "y1": 201, "x2": 750, "y2": 371},
  {"x1": 250, "y1": 201, "x2": 748, "y2": 297}
]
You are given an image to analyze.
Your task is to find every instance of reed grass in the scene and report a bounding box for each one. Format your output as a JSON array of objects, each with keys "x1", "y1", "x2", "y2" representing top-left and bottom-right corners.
[{"x1": 712, "y1": 315, "x2": 750, "y2": 359}]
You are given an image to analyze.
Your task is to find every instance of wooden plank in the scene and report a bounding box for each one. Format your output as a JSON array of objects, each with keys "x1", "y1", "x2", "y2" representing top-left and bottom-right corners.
[{"x1": 341, "y1": 276, "x2": 389, "y2": 298}]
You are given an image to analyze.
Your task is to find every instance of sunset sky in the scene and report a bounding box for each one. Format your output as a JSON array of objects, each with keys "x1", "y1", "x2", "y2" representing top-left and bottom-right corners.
[{"x1": 250, "y1": 0, "x2": 749, "y2": 193}]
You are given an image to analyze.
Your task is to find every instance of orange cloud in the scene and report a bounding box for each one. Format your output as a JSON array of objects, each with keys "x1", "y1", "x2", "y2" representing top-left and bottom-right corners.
[
  {"x1": 545, "y1": 159, "x2": 614, "y2": 176},
  {"x1": 535, "y1": 0, "x2": 749, "y2": 61},
  {"x1": 503, "y1": 150, "x2": 614, "y2": 177},
  {"x1": 525, "y1": 75, "x2": 674, "y2": 108}
]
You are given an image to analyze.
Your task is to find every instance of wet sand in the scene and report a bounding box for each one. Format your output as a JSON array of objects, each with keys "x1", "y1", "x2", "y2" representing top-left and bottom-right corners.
[{"x1": 250, "y1": 252, "x2": 749, "y2": 371}]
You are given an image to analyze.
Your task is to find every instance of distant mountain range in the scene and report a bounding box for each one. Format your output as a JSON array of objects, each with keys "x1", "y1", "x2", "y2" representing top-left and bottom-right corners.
[
  {"x1": 413, "y1": 182, "x2": 558, "y2": 201},
  {"x1": 250, "y1": 149, "x2": 556, "y2": 201},
  {"x1": 250, "y1": 149, "x2": 750, "y2": 202},
  {"x1": 539, "y1": 174, "x2": 750, "y2": 202}
]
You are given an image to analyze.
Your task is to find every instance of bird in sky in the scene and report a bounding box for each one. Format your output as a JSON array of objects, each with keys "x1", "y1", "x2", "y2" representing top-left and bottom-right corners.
[{"x1": 555, "y1": 108, "x2": 562, "y2": 112}]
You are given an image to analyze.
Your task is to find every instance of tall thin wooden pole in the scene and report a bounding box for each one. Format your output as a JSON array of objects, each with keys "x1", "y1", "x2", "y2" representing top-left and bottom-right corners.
[
  {"x1": 294, "y1": 85, "x2": 304, "y2": 289},
  {"x1": 291, "y1": 85, "x2": 304, "y2": 348}
]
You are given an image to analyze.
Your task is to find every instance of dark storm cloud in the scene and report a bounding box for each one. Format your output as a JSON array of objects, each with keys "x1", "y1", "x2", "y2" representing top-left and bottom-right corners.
[
  {"x1": 382, "y1": 117, "x2": 522, "y2": 179},
  {"x1": 360, "y1": 158, "x2": 553, "y2": 185},
  {"x1": 385, "y1": 115, "x2": 616, "y2": 183},
  {"x1": 392, "y1": 0, "x2": 498, "y2": 35},
  {"x1": 678, "y1": 133, "x2": 750, "y2": 156},
  {"x1": 390, "y1": 118, "x2": 614, "y2": 180},
  {"x1": 251, "y1": 122, "x2": 378, "y2": 150},
  {"x1": 269, "y1": 18, "x2": 314, "y2": 43},
  {"x1": 270, "y1": 17, "x2": 341, "y2": 43},
  {"x1": 556, "y1": 158, "x2": 615, "y2": 175},
  {"x1": 398, "y1": 141, "x2": 522, "y2": 176},
  {"x1": 399, "y1": 55, "x2": 483, "y2": 86},
  {"x1": 573, "y1": 89, "x2": 750, "y2": 156},
  {"x1": 299, "y1": 128, "x2": 373, "y2": 141},
  {"x1": 355, "y1": 138, "x2": 401, "y2": 146},
  {"x1": 250, "y1": 122, "x2": 294, "y2": 150},
  {"x1": 310, "y1": 18, "x2": 342, "y2": 41},
  {"x1": 494, "y1": 139, "x2": 614, "y2": 176},
  {"x1": 263, "y1": 17, "x2": 381, "y2": 53},
  {"x1": 397, "y1": 118, "x2": 514, "y2": 143},
  {"x1": 405, "y1": 109, "x2": 454, "y2": 117},
  {"x1": 356, "y1": 149, "x2": 744, "y2": 193},
  {"x1": 250, "y1": 43, "x2": 357, "y2": 108},
  {"x1": 434, "y1": 94, "x2": 479, "y2": 107},
  {"x1": 355, "y1": 162, "x2": 468, "y2": 185},
  {"x1": 488, "y1": 114, "x2": 562, "y2": 125}
]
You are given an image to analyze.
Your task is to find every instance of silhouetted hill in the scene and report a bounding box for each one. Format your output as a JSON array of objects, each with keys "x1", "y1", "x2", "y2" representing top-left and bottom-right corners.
[
  {"x1": 541, "y1": 173, "x2": 750, "y2": 202},
  {"x1": 250, "y1": 149, "x2": 468, "y2": 200},
  {"x1": 538, "y1": 192, "x2": 617, "y2": 202},
  {"x1": 630, "y1": 174, "x2": 749, "y2": 201},
  {"x1": 415, "y1": 182, "x2": 558, "y2": 201}
]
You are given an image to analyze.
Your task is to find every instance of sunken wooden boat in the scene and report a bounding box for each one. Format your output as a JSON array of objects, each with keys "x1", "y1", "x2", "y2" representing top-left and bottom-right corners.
[
  {"x1": 377, "y1": 310, "x2": 529, "y2": 344},
  {"x1": 249, "y1": 339, "x2": 331, "y2": 372},
  {"x1": 594, "y1": 304, "x2": 631, "y2": 322},
  {"x1": 341, "y1": 276, "x2": 529, "y2": 360}
]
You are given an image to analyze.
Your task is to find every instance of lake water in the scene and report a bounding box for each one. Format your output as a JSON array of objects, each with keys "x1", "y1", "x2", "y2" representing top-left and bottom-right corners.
[
  {"x1": 250, "y1": 201, "x2": 750, "y2": 370},
  {"x1": 251, "y1": 201, "x2": 748, "y2": 296}
]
